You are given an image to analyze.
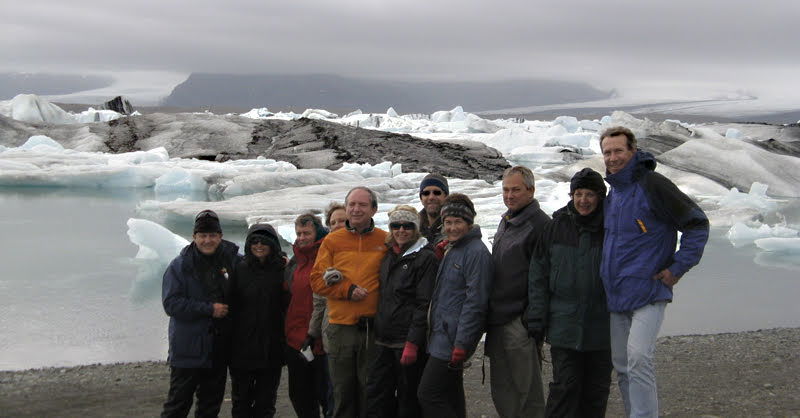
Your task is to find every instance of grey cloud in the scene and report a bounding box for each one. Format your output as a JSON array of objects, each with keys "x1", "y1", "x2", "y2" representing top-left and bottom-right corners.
[{"x1": 1, "y1": 0, "x2": 798, "y2": 91}]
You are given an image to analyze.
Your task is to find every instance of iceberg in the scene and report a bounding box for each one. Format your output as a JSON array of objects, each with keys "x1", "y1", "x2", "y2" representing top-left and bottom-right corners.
[
  {"x1": 754, "y1": 237, "x2": 800, "y2": 254},
  {"x1": 0, "y1": 94, "x2": 123, "y2": 124}
]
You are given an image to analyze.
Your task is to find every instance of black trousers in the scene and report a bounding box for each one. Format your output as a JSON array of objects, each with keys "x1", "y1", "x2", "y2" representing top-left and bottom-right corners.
[
  {"x1": 161, "y1": 365, "x2": 228, "y2": 418},
  {"x1": 545, "y1": 346, "x2": 613, "y2": 418},
  {"x1": 417, "y1": 356, "x2": 465, "y2": 418},
  {"x1": 230, "y1": 367, "x2": 282, "y2": 418},
  {"x1": 286, "y1": 346, "x2": 334, "y2": 418},
  {"x1": 365, "y1": 344, "x2": 426, "y2": 418}
]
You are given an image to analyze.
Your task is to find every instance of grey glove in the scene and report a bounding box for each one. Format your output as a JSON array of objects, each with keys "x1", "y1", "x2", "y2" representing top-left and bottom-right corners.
[{"x1": 323, "y1": 268, "x2": 343, "y2": 286}]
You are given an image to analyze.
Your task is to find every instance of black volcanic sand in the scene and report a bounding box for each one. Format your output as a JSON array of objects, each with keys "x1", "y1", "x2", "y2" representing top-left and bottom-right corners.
[{"x1": 1, "y1": 328, "x2": 798, "y2": 417}]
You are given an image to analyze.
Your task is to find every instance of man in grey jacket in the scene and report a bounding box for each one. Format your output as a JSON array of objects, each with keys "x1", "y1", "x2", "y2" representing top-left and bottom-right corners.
[{"x1": 488, "y1": 166, "x2": 550, "y2": 418}]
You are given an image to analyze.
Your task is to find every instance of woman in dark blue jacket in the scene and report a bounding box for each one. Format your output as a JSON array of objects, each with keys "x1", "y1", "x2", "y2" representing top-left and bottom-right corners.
[
  {"x1": 228, "y1": 223, "x2": 286, "y2": 417},
  {"x1": 417, "y1": 194, "x2": 493, "y2": 418}
]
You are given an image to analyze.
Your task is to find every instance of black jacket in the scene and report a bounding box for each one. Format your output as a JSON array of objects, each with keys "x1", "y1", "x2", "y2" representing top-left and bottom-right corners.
[
  {"x1": 490, "y1": 199, "x2": 550, "y2": 325},
  {"x1": 527, "y1": 201, "x2": 610, "y2": 351},
  {"x1": 419, "y1": 208, "x2": 444, "y2": 245},
  {"x1": 229, "y1": 224, "x2": 287, "y2": 369},
  {"x1": 375, "y1": 238, "x2": 438, "y2": 347}
]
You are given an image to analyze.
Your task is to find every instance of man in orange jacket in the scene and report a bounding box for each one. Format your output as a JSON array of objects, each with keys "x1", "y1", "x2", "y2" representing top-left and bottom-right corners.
[{"x1": 310, "y1": 186, "x2": 388, "y2": 418}]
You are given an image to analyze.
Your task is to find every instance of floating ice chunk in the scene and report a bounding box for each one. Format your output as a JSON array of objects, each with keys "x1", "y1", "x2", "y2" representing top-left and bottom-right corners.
[
  {"x1": 727, "y1": 222, "x2": 773, "y2": 247},
  {"x1": 507, "y1": 146, "x2": 570, "y2": 166},
  {"x1": 240, "y1": 108, "x2": 273, "y2": 119},
  {"x1": 553, "y1": 116, "x2": 580, "y2": 133},
  {"x1": 74, "y1": 108, "x2": 123, "y2": 123},
  {"x1": 579, "y1": 120, "x2": 602, "y2": 132},
  {"x1": 126, "y1": 218, "x2": 193, "y2": 302},
  {"x1": 545, "y1": 124, "x2": 569, "y2": 137},
  {"x1": 431, "y1": 106, "x2": 465, "y2": 123},
  {"x1": 126, "y1": 218, "x2": 189, "y2": 262},
  {"x1": 725, "y1": 128, "x2": 742, "y2": 139},
  {"x1": 108, "y1": 147, "x2": 170, "y2": 165},
  {"x1": 600, "y1": 115, "x2": 613, "y2": 125},
  {"x1": 718, "y1": 182, "x2": 777, "y2": 213},
  {"x1": 483, "y1": 127, "x2": 548, "y2": 155},
  {"x1": 345, "y1": 109, "x2": 363, "y2": 117},
  {"x1": 336, "y1": 161, "x2": 398, "y2": 178},
  {"x1": 386, "y1": 107, "x2": 399, "y2": 118},
  {"x1": 755, "y1": 237, "x2": 800, "y2": 253},
  {"x1": 301, "y1": 109, "x2": 338, "y2": 119},
  {"x1": 20, "y1": 135, "x2": 64, "y2": 151},
  {"x1": 547, "y1": 133, "x2": 593, "y2": 148},
  {"x1": 0, "y1": 94, "x2": 75, "y2": 124},
  {"x1": 155, "y1": 168, "x2": 208, "y2": 194}
]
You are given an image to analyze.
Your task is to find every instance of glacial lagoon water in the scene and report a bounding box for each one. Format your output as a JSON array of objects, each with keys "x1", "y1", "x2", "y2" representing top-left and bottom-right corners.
[{"x1": 1, "y1": 187, "x2": 798, "y2": 371}]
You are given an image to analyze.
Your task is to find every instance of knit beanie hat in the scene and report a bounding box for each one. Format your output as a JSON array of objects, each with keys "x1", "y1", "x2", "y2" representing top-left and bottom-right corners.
[
  {"x1": 194, "y1": 210, "x2": 222, "y2": 233},
  {"x1": 419, "y1": 173, "x2": 449, "y2": 196},
  {"x1": 440, "y1": 193, "x2": 476, "y2": 225},
  {"x1": 388, "y1": 205, "x2": 420, "y2": 230},
  {"x1": 570, "y1": 168, "x2": 607, "y2": 197}
]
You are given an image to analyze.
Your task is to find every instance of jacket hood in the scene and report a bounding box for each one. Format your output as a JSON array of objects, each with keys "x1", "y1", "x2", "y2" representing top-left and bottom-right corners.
[
  {"x1": 606, "y1": 150, "x2": 656, "y2": 187},
  {"x1": 244, "y1": 223, "x2": 281, "y2": 258}
]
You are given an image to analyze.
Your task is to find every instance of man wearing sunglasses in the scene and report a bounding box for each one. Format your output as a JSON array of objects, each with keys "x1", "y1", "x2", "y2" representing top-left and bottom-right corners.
[
  {"x1": 418, "y1": 173, "x2": 449, "y2": 244},
  {"x1": 161, "y1": 209, "x2": 241, "y2": 418}
]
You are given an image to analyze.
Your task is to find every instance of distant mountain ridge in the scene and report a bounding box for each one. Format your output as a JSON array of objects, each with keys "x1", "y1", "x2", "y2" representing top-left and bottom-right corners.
[
  {"x1": 162, "y1": 73, "x2": 612, "y2": 114},
  {"x1": 0, "y1": 73, "x2": 113, "y2": 100}
]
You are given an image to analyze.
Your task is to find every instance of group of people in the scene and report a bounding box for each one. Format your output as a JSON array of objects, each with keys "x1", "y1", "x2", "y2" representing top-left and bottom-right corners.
[{"x1": 160, "y1": 125, "x2": 710, "y2": 418}]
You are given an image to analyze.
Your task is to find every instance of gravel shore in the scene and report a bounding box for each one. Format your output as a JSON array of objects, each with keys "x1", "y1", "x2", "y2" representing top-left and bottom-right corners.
[{"x1": 1, "y1": 327, "x2": 798, "y2": 417}]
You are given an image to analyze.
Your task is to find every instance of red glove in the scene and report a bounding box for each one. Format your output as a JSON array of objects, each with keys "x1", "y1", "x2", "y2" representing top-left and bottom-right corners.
[
  {"x1": 450, "y1": 346, "x2": 466, "y2": 365},
  {"x1": 400, "y1": 342, "x2": 418, "y2": 366}
]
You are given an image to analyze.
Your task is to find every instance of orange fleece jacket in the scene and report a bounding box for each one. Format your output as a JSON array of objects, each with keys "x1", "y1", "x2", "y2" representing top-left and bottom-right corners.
[{"x1": 310, "y1": 226, "x2": 388, "y2": 325}]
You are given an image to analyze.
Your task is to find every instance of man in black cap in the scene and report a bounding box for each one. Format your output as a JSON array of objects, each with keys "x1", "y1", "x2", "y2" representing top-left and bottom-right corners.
[
  {"x1": 418, "y1": 173, "x2": 449, "y2": 244},
  {"x1": 161, "y1": 209, "x2": 241, "y2": 418}
]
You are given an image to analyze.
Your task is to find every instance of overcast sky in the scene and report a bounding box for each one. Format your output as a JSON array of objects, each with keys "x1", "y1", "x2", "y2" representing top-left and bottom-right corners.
[{"x1": 2, "y1": 0, "x2": 799, "y2": 103}]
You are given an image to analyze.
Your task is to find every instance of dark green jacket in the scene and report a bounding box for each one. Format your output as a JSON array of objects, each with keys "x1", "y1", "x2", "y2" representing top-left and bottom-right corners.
[{"x1": 527, "y1": 201, "x2": 610, "y2": 351}]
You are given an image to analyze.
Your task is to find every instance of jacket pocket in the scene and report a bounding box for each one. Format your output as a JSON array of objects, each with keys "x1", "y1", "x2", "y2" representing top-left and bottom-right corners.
[{"x1": 172, "y1": 326, "x2": 205, "y2": 358}]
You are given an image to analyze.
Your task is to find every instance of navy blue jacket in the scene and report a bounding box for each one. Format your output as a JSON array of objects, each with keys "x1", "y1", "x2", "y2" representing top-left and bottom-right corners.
[
  {"x1": 162, "y1": 240, "x2": 241, "y2": 368},
  {"x1": 601, "y1": 151, "x2": 709, "y2": 312},
  {"x1": 427, "y1": 226, "x2": 493, "y2": 361}
]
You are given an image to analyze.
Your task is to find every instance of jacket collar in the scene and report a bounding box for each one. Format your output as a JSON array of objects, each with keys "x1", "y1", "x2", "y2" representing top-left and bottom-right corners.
[
  {"x1": 502, "y1": 199, "x2": 542, "y2": 224},
  {"x1": 452, "y1": 224, "x2": 482, "y2": 248},
  {"x1": 402, "y1": 237, "x2": 429, "y2": 257},
  {"x1": 346, "y1": 219, "x2": 375, "y2": 234},
  {"x1": 605, "y1": 150, "x2": 656, "y2": 188},
  {"x1": 293, "y1": 238, "x2": 322, "y2": 262}
]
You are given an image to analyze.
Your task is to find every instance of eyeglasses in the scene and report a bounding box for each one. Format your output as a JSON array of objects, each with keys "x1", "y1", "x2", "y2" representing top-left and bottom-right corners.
[
  {"x1": 421, "y1": 190, "x2": 443, "y2": 196},
  {"x1": 389, "y1": 222, "x2": 416, "y2": 230}
]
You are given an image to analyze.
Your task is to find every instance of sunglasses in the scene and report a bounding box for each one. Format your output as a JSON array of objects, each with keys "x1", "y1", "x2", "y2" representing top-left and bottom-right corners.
[
  {"x1": 421, "y1": 190, "x2": 443, "y2": 196},
  {"x1": 389, "y1": 222, "x2": 416, "y2": 230},
  {"x1": 250, "y1": 235, "x2": 273, "y2": 245}
]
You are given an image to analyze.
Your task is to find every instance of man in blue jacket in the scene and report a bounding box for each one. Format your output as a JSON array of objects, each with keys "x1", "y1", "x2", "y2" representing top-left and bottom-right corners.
[
  {"x1": 600, "y1": 126, "x2": 709, "y2": 418},
  {"x1": 161, "y1": 210, "x2": 241, "y2": 418}
]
